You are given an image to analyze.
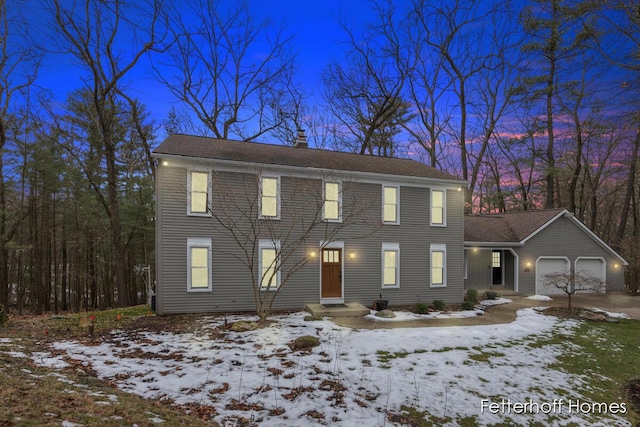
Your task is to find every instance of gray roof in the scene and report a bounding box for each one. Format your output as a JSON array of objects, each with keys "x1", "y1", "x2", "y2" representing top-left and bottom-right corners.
[
  {"x1": 464, "y1": 209, "x2": 566, "y2": 242},
  {"x1": 153, "y1": 134, "x2": 463, "y2": 182}
]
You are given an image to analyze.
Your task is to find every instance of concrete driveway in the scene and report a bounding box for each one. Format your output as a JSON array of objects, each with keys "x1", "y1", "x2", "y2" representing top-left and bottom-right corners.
[
  {"x1": 331, "y1": 292, "x2": 640, "y2": 329},
  {"x1": 548, "y1": 292, "x2": 640, "y2": 320}
]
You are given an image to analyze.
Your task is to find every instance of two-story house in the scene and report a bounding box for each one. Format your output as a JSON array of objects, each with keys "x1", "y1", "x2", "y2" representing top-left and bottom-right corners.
[{"x1": 152, "y1": 133, "x2": 467, "y2": 315}]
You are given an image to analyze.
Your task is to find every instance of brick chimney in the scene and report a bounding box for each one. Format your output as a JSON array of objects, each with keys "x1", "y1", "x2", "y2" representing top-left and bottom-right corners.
[{"x1": 294, "y1": 128, "x2": 308, "y2": 148}]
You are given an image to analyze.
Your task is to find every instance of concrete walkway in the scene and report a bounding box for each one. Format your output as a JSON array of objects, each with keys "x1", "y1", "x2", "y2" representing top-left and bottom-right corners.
[{"x1": 331, "y1": 293, "x2": 640, "y2": 329}]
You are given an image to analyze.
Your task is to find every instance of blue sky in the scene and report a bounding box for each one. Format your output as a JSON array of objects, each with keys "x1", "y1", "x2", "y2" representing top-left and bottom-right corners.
[{"x1": 32, "y1": 0, "x2": 376, "y2": 132}]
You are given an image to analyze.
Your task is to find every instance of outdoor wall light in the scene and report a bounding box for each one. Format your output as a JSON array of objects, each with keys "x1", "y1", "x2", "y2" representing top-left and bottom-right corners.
[
  {"x1": 524, "y1": 262, "x2": 532, "y2": 272},
  {"x1": 614, "y1": 263, "x2": 619, "y2": 268},
  {"x1": 309, "y1": 251, "x2": 317, "y2": 258},
  {"x1": 349, "y1": 251, "x2": 356, "y2": 259},
  {"x1": 473, "y1": 248, "x2": 478, "y2": 253},
  {"x1": 162, "y1": 160, "x2": 169, "y2": 166}
]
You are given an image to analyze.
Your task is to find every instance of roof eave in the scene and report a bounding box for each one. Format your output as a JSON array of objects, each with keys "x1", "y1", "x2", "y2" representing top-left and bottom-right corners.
[
  {"x1": 153, "y1": 152, "x2": 467, "y2": 187},
  {"x1": 464, "y1": 241, "x2": 524, "y2": 247}
]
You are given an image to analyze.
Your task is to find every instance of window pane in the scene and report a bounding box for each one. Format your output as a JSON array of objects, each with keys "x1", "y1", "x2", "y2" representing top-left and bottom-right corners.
[
  {"x1": 191, "y1": 247, "x2": 208, "y2": 268},
  {"x1": 191, "y1": 268, "x2": 208, "y2": 288},
  {"x1": 262, "y1": 178, "x2": 277, "y2": 197},
  {"x1": 262, "y1": 248, "x2": 277, "y2": 287},
  {"x1": 262, "y1": 197, "x2": 277, "y2": 217},
  {"x1": 384, "y1": 187, "x2": 397, "y2": 204},
  {"x1": 191, "y1": 193, "x2": 207, "y2": 213},
  {"x1": 262, "y1": 248, "x2": 276, "y2": 267},
  {"x1": 191, "y1": 172, "x2": 208, "y2": 192},
  {"x1": 432, "y1": 190, "x2": 443, "y2": 208},
  {"x1": 432, "y1": 251, "x2": 443, "y2": 268},
  {"x1": 384, "y1": 204, "x2": 396, "y2": 222},
  {"x1": 432, "y1": 268, "x2": 443, "y2": 285},
  {"x1": 384, "y1": 267, "x2": 396, "y2": 286},
  {"x1": 325, "y1": 182, "x2": 339, "y2": 201},
  {"x1": 384, "y1": 250, "x2": 396, "y2": 268},
  {"x1": 325, "y1": 200, "x2": 339, "y2": 219},
  {"x1": 492, "y1": 252, "x2": 501, "y2": 267},
  {"x1": 432, "y1": 207, "x2": 443, "y2": 224}
]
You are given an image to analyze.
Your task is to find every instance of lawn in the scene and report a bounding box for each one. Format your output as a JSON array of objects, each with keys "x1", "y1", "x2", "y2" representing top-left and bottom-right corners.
[{"x1": 0, "y1": 305, "x2": 638, "y2": 426}]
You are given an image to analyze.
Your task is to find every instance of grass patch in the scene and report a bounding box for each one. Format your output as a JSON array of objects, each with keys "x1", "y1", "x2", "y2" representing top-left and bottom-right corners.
[
  {"x1": 466, "y1": 350, "x2": 505, "y2": 363},
  {"x1": 551, "y1": 318, "x2": 640, "y2": 424},
  {"x1": 376, "y1": 350, "x2": 410, "y2": 363},
  {"x1": 0, "y1": 352, "x2": 211, "y2": 426},
  {"x1": 0, "y1": 305, "x2": 153, "y2": 340},
  {"x1": 432, "y1": 346, "x2": 469, "y2": 353}
]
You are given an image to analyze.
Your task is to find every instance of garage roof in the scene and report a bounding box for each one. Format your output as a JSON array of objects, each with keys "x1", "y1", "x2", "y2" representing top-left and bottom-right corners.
[
  {"x1": 464, "y1": 208, "x2": 628, "y2": 265},
  {"x1": 464, "y1": 209, "x2": 565, "y2": 243}
]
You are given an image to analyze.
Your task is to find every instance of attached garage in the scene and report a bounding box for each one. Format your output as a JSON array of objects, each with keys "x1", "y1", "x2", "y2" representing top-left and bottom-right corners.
[
  {"x1": 536, "y1": 257, "x2": 570, "y2": 295},
  {"x1": 464, "y1": 209, "x2": 628, "y2": 295},
  {"x1": 575, "y1": 257, "x2": 605, "y2": 293}
]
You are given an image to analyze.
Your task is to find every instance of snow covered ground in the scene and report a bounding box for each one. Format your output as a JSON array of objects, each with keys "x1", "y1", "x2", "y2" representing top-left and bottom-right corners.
[{"x1": 5, "y1": 307, "x2": 632, "y2": 426}]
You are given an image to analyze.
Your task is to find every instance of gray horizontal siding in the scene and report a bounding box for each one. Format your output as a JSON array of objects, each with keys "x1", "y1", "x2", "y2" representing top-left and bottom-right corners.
[
  {"x1": 156, "y1": 165, "x2": 465, "y2": 314},
  {"x1": 515, "y1": 217, "x2": 624, "y2": 294}
]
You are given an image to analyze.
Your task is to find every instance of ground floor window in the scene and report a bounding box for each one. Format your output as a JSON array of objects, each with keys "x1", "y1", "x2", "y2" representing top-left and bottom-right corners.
[
  {"x1": 430, "y1": 244, "x2": 446, "y2": 287},
  {"x1": 382, "y1": 243, "x2": 400, "y2": 288},
  {"x1": 187, "y1": 238, "x2": 212, "y2": 292},
  {"x1": 259, "y1": 240, "x2": 281, "y2": 289}
]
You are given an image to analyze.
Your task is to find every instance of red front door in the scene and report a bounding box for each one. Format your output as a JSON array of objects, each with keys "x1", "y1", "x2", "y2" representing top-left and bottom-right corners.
[{"x1": 321, "y1": 249, "x2": 342, "y2": 298}]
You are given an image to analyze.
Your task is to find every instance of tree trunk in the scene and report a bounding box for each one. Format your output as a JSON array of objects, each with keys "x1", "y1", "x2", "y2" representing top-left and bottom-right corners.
[{"x1": 616, "y1": 129, "x2": 640, "y2": 249}]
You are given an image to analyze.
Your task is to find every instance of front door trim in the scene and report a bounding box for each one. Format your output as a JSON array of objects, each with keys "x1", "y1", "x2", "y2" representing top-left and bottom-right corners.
[{"x1": 319, "y1": 241, "x2": 344, "y2": 304}]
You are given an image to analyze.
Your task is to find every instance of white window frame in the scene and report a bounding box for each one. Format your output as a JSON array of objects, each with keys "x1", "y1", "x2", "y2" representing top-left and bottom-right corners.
[
  {"x1": 382, "y1": 185, "x2": 400, "y2": 225},
  {"x1": 259, "y1": 175, "x2": 280, "y2": 220},
  {"x1": 187, "y1": 238, "x2": 212, "y2": 292},
  {"x1": 382, "y1": 242, "x2": 400, "y2": 289},
  {"x1": 463, "y1": 250, "x2": 468, "y2": 280},
  {"x1": 187, "y1": 170, "x2": 211, "y2": 217},
  {"x1": 259, "y1": 239, "x2": 281, "y2": 290},
  {"x1": 323, "y1": 180, "x2": 342, "y2": 222},
  {"x1": 430, "y1": 188, "x2": 446, "y2": 226},
  {"x1": 430, "y1": 243, "x2": 447, "y2": 288}
]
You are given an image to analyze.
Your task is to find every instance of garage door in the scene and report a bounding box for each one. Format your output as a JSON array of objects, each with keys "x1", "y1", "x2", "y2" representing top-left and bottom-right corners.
[
  {"x1": 536, "y1": 257, "x2": 570, "y2": 295},
  {"x1": 575, "y1": 258, "x2": 605, "y2": 293}
]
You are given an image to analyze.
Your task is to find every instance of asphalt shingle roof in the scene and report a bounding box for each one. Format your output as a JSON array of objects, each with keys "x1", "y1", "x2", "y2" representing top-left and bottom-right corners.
[
  {"x1": 464, "y1": 209, "x2": 566, "y2": 243},
  {"x1": 153, "y1": 134, "x2": 463, "y2": 182}
]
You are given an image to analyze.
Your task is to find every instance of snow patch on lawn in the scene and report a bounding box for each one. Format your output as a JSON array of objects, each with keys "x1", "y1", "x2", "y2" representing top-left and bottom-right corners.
[
  {"x1": 590, "y1": 307, "x2": 630, "y2": 319},
  {"x1": 35, "y1": 309, "x2": 630, "y2": 426},
  {"x1": 364, "y1": 298, "x2": 511, "y2": 322},
  {"x1": 480, "y1": 297, "x2": 512, "y2": 306},
  {"x1": 527, "y1": 295, "x2": 554, "y2": 301}
]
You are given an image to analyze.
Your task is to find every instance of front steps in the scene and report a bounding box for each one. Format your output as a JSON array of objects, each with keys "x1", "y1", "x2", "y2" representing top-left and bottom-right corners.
[{"x1": 304, "y1": 302, "x2": 370, "y2": 317}]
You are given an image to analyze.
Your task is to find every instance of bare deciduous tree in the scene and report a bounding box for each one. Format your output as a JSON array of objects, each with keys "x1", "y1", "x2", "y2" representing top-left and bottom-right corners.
[
  {"x1": 323, "y1": 0, "x2": 414, "y2": 156},
  {"x1": 207, "y1": 168, "x2": 379, "y2": 324},
  {"x1": 410, "y1": 0, "x2": 520, "y2": 213},
  {"x1": 156, "y1": 0, "x2": 299, "y2": 141},
  {"x1": 542, "y1": 271, "x2": 605, "y2": 310}
]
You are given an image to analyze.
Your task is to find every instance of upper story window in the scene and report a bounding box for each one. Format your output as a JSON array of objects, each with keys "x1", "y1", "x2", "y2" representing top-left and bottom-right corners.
[
  {"x1": 323, "y1": 181, "x2": 341, "y2": 222},
  {"x1": 383, "y1": 186, "x2": 399, "y2": 224},
  {"x1": 187, "y1": 238, "x2": 212, "y2": 292},
  {"x1": 260, "y1": 176, "x2": 280, "y2": 219},
  {"x1": 431, "y1": 189, "x2": 446, "y2": 226},
  {"x1": 188, "y1": 170, "x2": 211, "y2": 216}
]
